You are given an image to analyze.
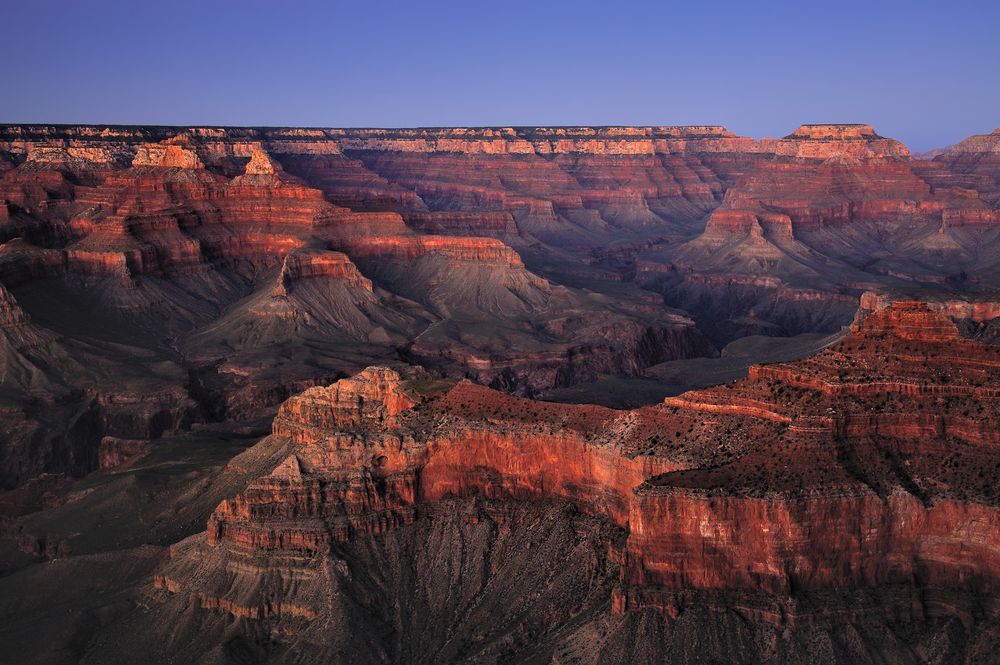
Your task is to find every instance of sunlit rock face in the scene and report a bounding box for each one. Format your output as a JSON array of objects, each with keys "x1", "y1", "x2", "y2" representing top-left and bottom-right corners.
[{"x1": 126, "y1": 300, "x2": 1000, "y2": 662}]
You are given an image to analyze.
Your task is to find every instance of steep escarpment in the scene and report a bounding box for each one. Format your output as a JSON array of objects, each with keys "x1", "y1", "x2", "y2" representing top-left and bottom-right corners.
[
  {"x1": 0, "y1": 126, "x2": 723, "y2": 480},
  {"x1": 635, "y1": 123, "x2": 1000, "y2": 343},
  {"x1": 621, "y1": 302, "x2": 1000, "y2": 627},
  {"x1": 922, "y1": 127, "x2": 1000, "y2": 209},
  {"x1": 5, "y1": 122, "x2": 1000, "y2": 355},
  {"x1": 857, "y1": 289, "x2": 1000, "y2": 343},
  {"x1": 765, "y1": 123, "x2": 910, "y2": 159},
  {"x1": 2, "y1": 121, "x2": 1000, "y2": 487},
  {"x1": 127, "y1": 300, "x2": 1000, "y2": 663},
  {"x1": 338, "y1": 125, "x2": 758, "y2": 245}
]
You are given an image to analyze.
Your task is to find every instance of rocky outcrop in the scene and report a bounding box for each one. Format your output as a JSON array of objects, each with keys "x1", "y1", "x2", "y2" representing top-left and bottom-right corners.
[
  {"x1": 155, "y1": 301, "x2": 1000, "y2": 652},
  {"x1": 131, "y1": 142, "x2": 205, "y2": 169},
  {"x1": 620, "y1": 301, "x2": 1000, "y2": 620},
  {"x1": 403, "y1": 210, "x2": 516, "y2": 236},
  {"x1": 97, "y1": 436, "x2": 150, "y2": 469},
  {"x1": 787, "y1": 124, "x2": 882, "y2": 140},
  {"x1": 25, "y1": 145, "x2": 118, "y2": 168},
  {"x1": 330, "y1": 125, "x2": 760, "y2": 156},
  {"x1": 853, "y1": 297, "x2": 962, "y2": 340},
  {"x1": 917, "y1": 128, "x2": 1000, "y2": 212},
  {"x1": 276, "y1": 250, "x2": 373, "y2": 293},
  {"x1": 199, "y1": 367, "x2": 681, "y2": 553},
  {"x1": 858, "y1": 289, "x2": 1000, "y2": 332},
  {"x1": 275, "y1": 366, "x2": 418, "y2": 431},
  {"x1": 763, "y1": 123, "x2": 911, "y2": 160},
  {"x1": 243, "y1": 146, "x2": 282, "y2": 175}
]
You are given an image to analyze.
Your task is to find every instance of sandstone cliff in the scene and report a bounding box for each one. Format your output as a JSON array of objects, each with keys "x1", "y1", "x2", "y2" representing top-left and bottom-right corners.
[{"x1": 139, "y1": 300, "x2": 1000, "y2": 662}]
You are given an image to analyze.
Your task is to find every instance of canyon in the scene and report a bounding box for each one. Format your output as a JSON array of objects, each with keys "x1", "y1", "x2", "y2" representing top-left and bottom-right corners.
[
  {"x1": 20, "y1": 298, "x2": 996, "y2": 663},
  {"x1": 1, "y1": 123, "x2": 1000, "y2": 663}
]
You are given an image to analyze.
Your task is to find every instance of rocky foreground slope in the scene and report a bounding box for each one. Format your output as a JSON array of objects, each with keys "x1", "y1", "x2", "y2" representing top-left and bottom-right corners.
[{"x1": 56, "y1": 300, "x2": 994, "y2": 663}]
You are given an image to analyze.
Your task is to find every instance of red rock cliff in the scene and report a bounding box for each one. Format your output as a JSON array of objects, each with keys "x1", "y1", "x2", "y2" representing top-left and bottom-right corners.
[{"x1": 161, "y1": 300, "x2": 1000, "y2": 627}]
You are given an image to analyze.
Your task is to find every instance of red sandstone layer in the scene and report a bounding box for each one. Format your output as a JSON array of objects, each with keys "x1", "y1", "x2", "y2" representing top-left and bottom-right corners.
[
  {"x1": 343, "y1": 235, "x2": 524, "y2": 264},
  {"x1": 158, "y1": 300, "x2": 1000, "y2": 626}
]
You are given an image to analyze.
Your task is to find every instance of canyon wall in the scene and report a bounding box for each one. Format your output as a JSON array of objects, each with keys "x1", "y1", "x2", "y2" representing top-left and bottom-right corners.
[
  {"x1": 2, "y1": 121, "x2": 1000, "y2": 486},
  {"x1": 155, "y1": 301, "x2": 1000, "y2": 643}
]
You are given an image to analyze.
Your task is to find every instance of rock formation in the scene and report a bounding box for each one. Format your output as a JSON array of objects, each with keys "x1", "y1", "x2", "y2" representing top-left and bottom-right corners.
[
  {"x1": 0, "y1": 126, "x2": 723, "y2": 482},
  {"x1": 131, "y1": 141, "x2": 205, "y2": 169},
  {"x1": 122, "y1": 300, "x2": 1000, "y2": 662},
  {"x1": 766, "y1": 123, "x2": 911, "y2": 159}
]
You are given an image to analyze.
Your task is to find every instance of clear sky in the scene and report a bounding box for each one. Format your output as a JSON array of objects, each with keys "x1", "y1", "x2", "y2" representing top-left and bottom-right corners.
[{"x1": 2, "y1": 0, "x2": 997, "y2": 151}]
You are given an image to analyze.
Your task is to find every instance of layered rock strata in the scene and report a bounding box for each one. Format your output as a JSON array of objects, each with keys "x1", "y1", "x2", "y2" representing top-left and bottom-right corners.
[
  {"x1": 3, "y1": 121, "x2": 1000, "y2": 488},
  {"x1": 156, "y1": 301, "x2": 1000, "y2": 646}
]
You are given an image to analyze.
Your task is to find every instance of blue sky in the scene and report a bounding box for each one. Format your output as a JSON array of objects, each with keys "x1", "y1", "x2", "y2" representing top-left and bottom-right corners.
[{"x1": 2, "y1": 0, "x2": 997, "y2": 150}]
